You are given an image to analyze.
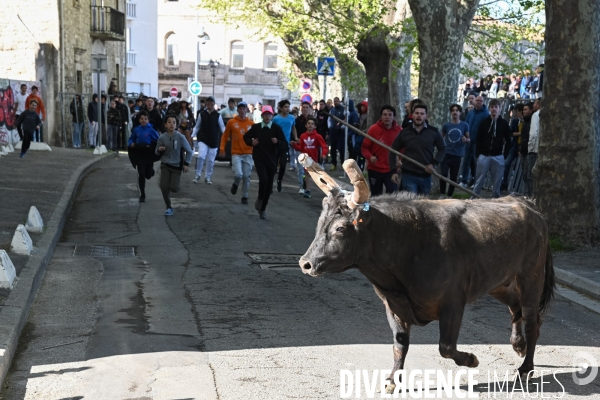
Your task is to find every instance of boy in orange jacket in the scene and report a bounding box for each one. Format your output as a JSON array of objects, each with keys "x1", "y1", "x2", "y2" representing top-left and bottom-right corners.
[
  {"x1": 291, "y1": 116, "x2": 328, "y2": 198},
  {"x1": 219, "y1": 101, "x2": 255, "y2": 204}
]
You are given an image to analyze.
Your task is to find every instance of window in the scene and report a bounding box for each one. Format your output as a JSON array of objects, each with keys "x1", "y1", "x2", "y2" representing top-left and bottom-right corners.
[
  {"x1": 166, "y1": 33, "x2": 178, "y2": 66},
  {"x1": 231, "y1": 41, "x2": 244, "y2": 69},
  {"x1": 264, "y1": 42, "x2": 278, "y2": 70}
]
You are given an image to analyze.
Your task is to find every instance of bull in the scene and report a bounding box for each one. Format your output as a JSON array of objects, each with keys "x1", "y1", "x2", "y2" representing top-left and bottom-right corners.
[{"x1": 298, "y1": 155, "x2": 555, "y2": 386}]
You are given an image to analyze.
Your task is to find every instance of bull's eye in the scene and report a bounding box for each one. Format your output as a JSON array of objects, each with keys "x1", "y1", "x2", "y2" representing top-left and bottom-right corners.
[{"x1": 336, "y1": 226, "x2": 345, "y2": 233}]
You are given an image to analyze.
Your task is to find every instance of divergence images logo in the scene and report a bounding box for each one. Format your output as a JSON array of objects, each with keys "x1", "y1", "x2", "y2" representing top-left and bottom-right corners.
[{"x1": 573, "y1": 351, "x2": 598, "y2": 386}]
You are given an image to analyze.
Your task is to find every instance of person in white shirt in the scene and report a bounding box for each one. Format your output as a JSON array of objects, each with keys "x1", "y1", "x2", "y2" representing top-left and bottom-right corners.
[
  {"x1": 191, "y1": 96, "x2": 225, "y2": 184},
  {"x1": 525, "y1": 98, "x2": 541, "y2": 196},
  {"x1": 14, "y1": 84, "x2": 29, "y2": 117},
  {"x1": 219, "y1": 98, "x2": 238, "y2": 124},
  {"x1": 253, "y1": 102, "x2": 263, "y2": 123}
]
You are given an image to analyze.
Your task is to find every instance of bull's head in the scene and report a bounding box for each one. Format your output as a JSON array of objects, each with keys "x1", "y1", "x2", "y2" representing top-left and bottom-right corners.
[{"x1": 298, "y1": 155, "x2": 371, "y2": 276}]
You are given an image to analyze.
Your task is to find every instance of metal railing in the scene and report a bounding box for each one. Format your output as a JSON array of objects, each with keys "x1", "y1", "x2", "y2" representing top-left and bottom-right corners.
[
  {"x1": 126, "y1": 2, "x2": 136, "y2": 18},
  {"x1": 127, "y1": 51, "x2": 136, "y2": 67},
  {"x1": 91, "y1": 5, "x2": 125, "y2": 37}
]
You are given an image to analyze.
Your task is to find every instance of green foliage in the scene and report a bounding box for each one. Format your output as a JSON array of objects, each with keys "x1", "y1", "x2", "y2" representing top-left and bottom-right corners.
[{"x1": 549, "y1": 236, "x2": 575, "y2": 252}]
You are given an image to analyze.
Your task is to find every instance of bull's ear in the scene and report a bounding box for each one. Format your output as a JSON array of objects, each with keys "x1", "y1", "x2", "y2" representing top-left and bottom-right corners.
[{"x1": 350, "y1": 204, "x2": 372, "y2": 229}]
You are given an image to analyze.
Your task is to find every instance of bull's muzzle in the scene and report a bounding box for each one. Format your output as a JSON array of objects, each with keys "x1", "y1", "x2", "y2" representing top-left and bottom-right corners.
[{"x1": 299, "y1": 257, "x2": 317, "y2": 276}]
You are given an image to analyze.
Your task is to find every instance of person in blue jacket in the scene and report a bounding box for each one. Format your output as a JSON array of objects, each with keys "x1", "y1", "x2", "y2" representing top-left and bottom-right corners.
[{"x1": 128, "y1": 110, "x2": 160, "y2": 202}]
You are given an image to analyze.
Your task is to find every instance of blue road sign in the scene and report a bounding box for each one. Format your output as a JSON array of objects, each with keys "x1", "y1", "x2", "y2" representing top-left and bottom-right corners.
[
  {"x1": 317, "y1": 57, "x2": 335, "y2": 76},
  {"x1": 188, "y1": 80, "x2": 203, "y2": 96}
]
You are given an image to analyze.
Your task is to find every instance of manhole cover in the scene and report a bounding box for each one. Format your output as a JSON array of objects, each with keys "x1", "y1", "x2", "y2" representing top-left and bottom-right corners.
[
  {"x1": 246, "y1": 253, "x2": 302, "y2": 271},
  {"x1": 73, "y1": 246, "x2": 135, "y2": 258}
]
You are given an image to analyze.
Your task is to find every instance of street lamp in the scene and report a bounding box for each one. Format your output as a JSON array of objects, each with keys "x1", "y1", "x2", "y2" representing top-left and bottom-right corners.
[
  {"x1": 194, "y1": 17, "x2": 210, "y2": 113},
  {"x1": 208, "y1": 59, "x2": 220, "y2": 98}
]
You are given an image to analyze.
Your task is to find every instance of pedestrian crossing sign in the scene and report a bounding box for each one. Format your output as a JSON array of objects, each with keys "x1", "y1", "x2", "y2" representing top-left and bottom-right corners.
[{"x1": 317, "y1": 57, "x2": 335, "y2": 76}]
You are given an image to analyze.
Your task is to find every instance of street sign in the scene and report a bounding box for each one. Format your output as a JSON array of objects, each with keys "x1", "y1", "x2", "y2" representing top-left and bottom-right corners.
[
  {"x1": 317, "y1": 57, "x2": 335, "y2": 76},
  {"x1": 188, "y1": 80, "x2": 203, "y2": 96},
  {"x1": 301, "y1": 94, "x2": 313, "y2": 103},
  {"x1": 170, "y1": 87, "x2": 179, "y2": 97},
  {"x1": 300, "y1": 79, "x2": 312, "y2": 92}
]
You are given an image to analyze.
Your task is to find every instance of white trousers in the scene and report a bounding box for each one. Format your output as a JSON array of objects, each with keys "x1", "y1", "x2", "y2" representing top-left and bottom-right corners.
[{"x1": 195, "y1": 141, "x2": 218, "y2": 179}]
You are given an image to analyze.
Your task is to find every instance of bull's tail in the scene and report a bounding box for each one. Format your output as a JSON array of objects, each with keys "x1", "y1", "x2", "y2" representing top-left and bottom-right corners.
[{"x1": 539, "y1": 243, "x2": 556, "y2": 315}]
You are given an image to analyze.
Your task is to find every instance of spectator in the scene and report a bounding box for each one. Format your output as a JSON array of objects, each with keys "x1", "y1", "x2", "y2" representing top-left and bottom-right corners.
[
  {"x1": 107, "y1": 99, "x2": 122, "y2": 151},
  {"x1": 160, "y1": 101, "x2": 168, "y2": 118},
  {"x1": 117, "y1": 96, "x2": 130, "y2": 150},
  {"x1": 460, "y1": 96, "x2": 489, "y2": 188},
  {"x1": 535, "y1": 64, "x2": 544, "y2": 99},
  {"x1": 155, "y1": 114, "x2": 193, "y2": 216},
  {"x1": 25, "y1": 86, "x2": 46, "y2": 142},
  {"x1": 315, "y1": 100, "x2": 329, "y2": 143},
  {"x1": 501, "y1": 103, "x2": 524, "y2": 191},
  {"x1": 346, "y1": 100, "x2": 360, "y2": 162},
  {"x1": 219, "y1": 101, "x2": 255, "y2": 204},
  {"x1": 273, "y1": 99, "x2": 297, "y2": 191},
  {"x1": 472, "y1": 99, "x2": 512, "y2": 198},
  {"x1": 14, "y1": 84, "x2": 28, "y2": 120},
  {"x1": 69, "y1": 94, "x2": 85, "y2": 148},
  {"x1": 389, "y1": 104, "x2": 446, "y2": 195},
  {"x1": 100, "y1": 94, "x2": 108, "y2": 145},
  {"x1": 253, "y1": 102, "x2": 263, "y2": 123},
  {"x1": 440, "y1": 104, "x2": 470, "y2": 198},
  {"x1": 88, "y1": 94, "x2": 99, "y2": 148},
  {"x1": 191, "y1": 96, "x2": 225, "y2": 184},
  {"x1": 178, "y1": 100, "x2": 195, "y2": 147},
  {"x1": 133, "y1": 97, "x2": 165, "y2": 133},
  {"x1": 14, "y1": 99, "x2": 41, "y2": 158},
  {"x1": 352, "y1": 101, "x2": 368, "y2": 170},
  {"x1": 525, "y1": 98, "x2": 541, "y2": 196},
  {"x1": 244, "y1": 105, "x2": 287, "y2": 219},
  {"x1": 328, "y1": 97, "x2": 347, "y2": 171},
  {"x1": 294, "y1": 101, "x2": 313, "y2": 191},
  {"x1": 219, "y1": 98, "x2": 238, "y2": 125},
  {"x1": 362, "y1": 105, "x2": 401, "y2": 196}
]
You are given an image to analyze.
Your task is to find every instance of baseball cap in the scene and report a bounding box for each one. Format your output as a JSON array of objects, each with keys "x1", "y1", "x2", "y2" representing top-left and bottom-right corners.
[
  {"x1": 261, "y1": 105, "x2": 274, "y2": 115},
  {"x1": 237, "y1": 101, "x2": 248, "y2": 108},
  {"x1": 206, "y1": 96, "x2": 216, "y2": 102}
]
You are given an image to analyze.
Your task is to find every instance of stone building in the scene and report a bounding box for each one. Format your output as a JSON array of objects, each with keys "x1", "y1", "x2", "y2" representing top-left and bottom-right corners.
[
  {"x1": 157, "y1": 0, "x2": 291, "y2": 108},
  {"x1": 0, "y1": 0, "x2": 126, "y2": 145}
]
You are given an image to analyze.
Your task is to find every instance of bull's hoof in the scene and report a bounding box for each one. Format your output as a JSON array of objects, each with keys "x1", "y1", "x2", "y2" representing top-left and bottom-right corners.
[
  {"x1": 385, "y1": 382, "x2": 396, "y2": 394},
  {"x1": 468, "y1": 354, "x2": 479, "y2": 368},
  {"x1": 518, "y1": 366, "x2": 534, "y2": 381},
  {"x1": 513, "y1": 343, "x2": 527, "y2": 358}
]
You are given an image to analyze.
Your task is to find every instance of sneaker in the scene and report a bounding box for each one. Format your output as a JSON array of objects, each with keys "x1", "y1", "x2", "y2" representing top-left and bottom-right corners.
[
  {"x1": 139, "y1": 195, "x2": 146, "y2": 203},
  {"x1": 193, "y1": 175, "x2": 200, "y2": 183},
  {"x1": 231, "y1": 183, "x2": 238, "y2": 195},
  {"x1": 255, "y1": 198, "x2": 263, "y2": 211},
  {"x1": 259, "y1": 211, "x2": 267, "y2": 219},
  {"x1": 277, "y1": 180, "x2": 282, "y2": 192},
  {"x1": 289, "y1": 166, "x2": 296, "y2": 171},
  {"x1": 459, "y1": 182, "x2": 468, "y2": 188},
  {"x1": 205, "y1": 178, "x2": 212, "y2": 185},
  {"x1": 303, "y1": 190, "x2": 311, "y2": 198},
  {"x1": 439, "y1": 194, "x2": 447, "y2": 199},
  {"x1": 19, "y1": 153, "x2": 25, "y2": 158},
  {"x1": 164, "y1": 208, "x2": 173, "y2": 216},
  {"x1": 330, "y1": 165, "x2": 337, "y2": 171},
  {"x1": 298, "y1": 188, "x2": 305, "y2": 195},
  {"x1": 241, "y1": 197, "x2": 248, "y2": 205}
]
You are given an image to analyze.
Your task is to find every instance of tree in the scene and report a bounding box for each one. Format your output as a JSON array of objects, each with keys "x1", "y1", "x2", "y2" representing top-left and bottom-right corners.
[
  {"x1": 407, "y1": 0, "x2": 480, "y2": 128},
  {"x1": 535, "y1": 0, "x2": 600, "y2": 245}
]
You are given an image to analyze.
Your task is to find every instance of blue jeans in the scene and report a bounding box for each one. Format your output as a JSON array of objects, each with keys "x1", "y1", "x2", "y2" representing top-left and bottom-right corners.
[
  {"x1": 72, "y1": 122, "x2": 84, "y2": 147},
  {"x1": 502, "y1": 146, "x2": 518, "y2": 188},
  {"x1": 401, "y1": 173, "x2": 432, "y2": 195},
  {"x1": 232, "y1": 154, "x2": 253, "y2": 198},
  {"x1": 460, "y1": 141, "x2": 476, "y2": 184},
  {"x1": 473, "y1": 154, "x2": 504, "y2": 198}
]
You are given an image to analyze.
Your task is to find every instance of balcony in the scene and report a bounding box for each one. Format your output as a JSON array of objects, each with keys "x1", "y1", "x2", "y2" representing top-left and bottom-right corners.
[
  {"x1": 91, "y1": 5, "x2": 125, "y2": 41},
  {"x1": 127, "y1": 51, "x2": 136, "y2": 68},
  {"x1": 126, "y1": 2, "x2": 136, "y2": 19}
]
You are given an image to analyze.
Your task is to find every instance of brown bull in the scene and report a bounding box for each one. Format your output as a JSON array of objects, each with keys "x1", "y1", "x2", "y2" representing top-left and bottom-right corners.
[{"x1": 298, "y1": 155, "x2": 555, "y2": 384}]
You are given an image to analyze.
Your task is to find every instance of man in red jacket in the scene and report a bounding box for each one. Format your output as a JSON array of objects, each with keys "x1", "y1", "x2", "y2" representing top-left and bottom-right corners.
[{"x1": 361, "y1": 105, "x2": 402, "y2": 196}]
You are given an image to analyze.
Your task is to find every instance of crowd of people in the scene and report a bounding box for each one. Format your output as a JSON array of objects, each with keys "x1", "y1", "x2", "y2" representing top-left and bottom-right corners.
[{"x1": 460, "y1": 63, "x2": 545, "y2": 101}]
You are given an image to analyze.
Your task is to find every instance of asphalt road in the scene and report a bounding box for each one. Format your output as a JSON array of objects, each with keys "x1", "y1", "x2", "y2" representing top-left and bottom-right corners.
[{"x1": 1, "y1": 156, "x2": 599, "y2": 399}]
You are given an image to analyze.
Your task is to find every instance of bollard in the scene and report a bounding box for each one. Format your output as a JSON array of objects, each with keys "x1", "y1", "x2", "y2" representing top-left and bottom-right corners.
[
  {"x1": 0, "y1": 251, "x2": 17, "y2": 289},
  {"x1": 25, "y1": 206, "x2": 44, "y2": 233},
  {"x1": 10, "y1": 225, "x2": 33, "y2": 256}
]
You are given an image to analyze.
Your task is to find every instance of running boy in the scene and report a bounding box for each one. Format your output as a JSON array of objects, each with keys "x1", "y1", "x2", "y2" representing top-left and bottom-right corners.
[
  {"x1": 14, "y1": 99, "x2": 41, "y2": 158},
  {"x1": 291, "y1": 116, "x2": 328, "y2": 198},
  {"x1": 128, "y1": 110, "x2": 160, "y2": 202},
  {"x1": 156, "y1": 114, "x2": 193, "y2": 216}
]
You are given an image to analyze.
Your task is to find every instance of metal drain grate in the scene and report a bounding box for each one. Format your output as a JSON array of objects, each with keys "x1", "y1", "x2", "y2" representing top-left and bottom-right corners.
[
  {"x1": 246, "y1": 253, "x2": 302, "y2": 270},
  {"x1": 73, "y1": 246, "x2": 135, "y2": 258}
]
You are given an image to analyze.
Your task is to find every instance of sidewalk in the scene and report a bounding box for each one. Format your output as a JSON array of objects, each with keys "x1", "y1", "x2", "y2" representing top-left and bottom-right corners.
[
  {"x1": 553, "y1": 248, "x2": 600, "y2": 300},
  {"x1": 0, "y1": 146, "x2": 110, "y2": 384}
]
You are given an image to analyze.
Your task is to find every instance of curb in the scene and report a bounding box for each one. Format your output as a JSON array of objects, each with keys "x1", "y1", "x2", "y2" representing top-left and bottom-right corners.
[
  {"x1": 0, "y1": 153, "x2": 112, "y2": 385},
  {"x1": 554, "y1": 267, "x2": 600, "y2": 301}
]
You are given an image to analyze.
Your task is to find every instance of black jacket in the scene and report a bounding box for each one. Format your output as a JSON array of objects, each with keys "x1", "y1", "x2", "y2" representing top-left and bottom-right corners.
[
  {"x1": 476, "y1": 116, "x2": 512, "y2": 158},
  {"x1": 197, "y1": 109, "x2": 223, "y2": 148},
  {"x1": 88, "y1": 101, "x2": 98, "y2": 123},
  {"x1": 70, "y1": 99, "x2": 85, "y2": 123},
  {"x1": 519, "y1": 115, "x2": 532, "y2": 157},
  {"x1": 388, "y1": 124, "x2": 446, "y2": 177},
  {"x1": 15, "y1": 110, "x2": 41, "y2": 136},
  {"x1": 244, "y1": 122, "x2": 287, "y2": 167},
  {"x1": 117, "y1": 102, "x2": 129, "y2": 125},
  {"x1": 133, "y1": 106, "x2": 165, "y2": 133}
]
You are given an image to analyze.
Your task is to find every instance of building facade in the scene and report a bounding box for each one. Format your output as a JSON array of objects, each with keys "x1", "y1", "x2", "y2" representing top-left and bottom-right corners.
[
  {"x1": 125, "y1": 0, "x2": 158, "y2": 97},
  {"x1": 0, "y1": 0, "x2": 126, "y2": 145},
  {"x1": 157, "y1": 0, "x2": 290, "y2": 108}
]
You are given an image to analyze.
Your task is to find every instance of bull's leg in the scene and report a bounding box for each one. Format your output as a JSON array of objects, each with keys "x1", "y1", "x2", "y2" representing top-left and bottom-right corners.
[
  {"x1": 438, "y1": 302, "x2": 479, "y2": 368},
  {"x1": 509, "y1": 305, "x2": 527, "y2": 358},
  {"x1": 384, "y1": 304, "x2": 411, "y2": 394},
  {"x1": 517, "y1": 305, "x2": 540, "y2": 378}
]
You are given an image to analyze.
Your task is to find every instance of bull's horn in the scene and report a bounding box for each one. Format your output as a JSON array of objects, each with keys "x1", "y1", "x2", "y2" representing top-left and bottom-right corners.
[
  {"x1": 298, "y1": 154, "x2": 339, "y2": 195},
  {"x1": 342, "y1": 159, "x2": 370, "y2": 208}
]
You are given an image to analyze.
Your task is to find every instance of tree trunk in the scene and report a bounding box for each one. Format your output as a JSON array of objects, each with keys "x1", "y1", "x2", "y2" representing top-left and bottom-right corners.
[
  {"x1": 357, "y1": 30, "x2": 392, "y2": 127},
  {"x1": 387, "y1": 0, "x2": 413, "y2": 121},
  {"x1": 407, "y1": 0, "x2": 479, "y2": 128},
  {"x1": 535, "y1": 0, "x2": 600, "y2": 245},
  {"x1": 332, "y1": 49, "x2": 368, "y2": 101}
]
